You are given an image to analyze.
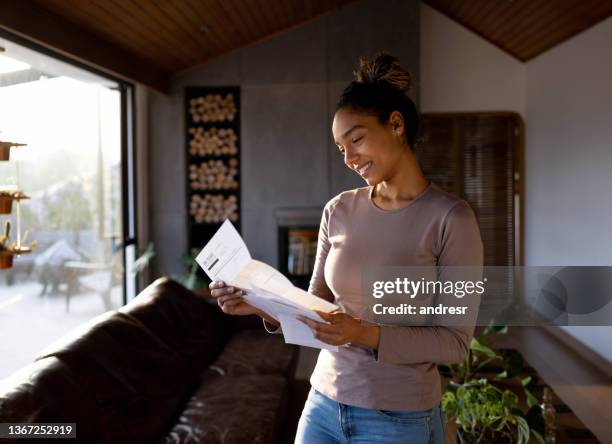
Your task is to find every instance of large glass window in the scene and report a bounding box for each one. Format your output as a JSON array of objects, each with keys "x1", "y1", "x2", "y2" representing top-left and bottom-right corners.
[{"x1": 0, "y1": 37, "x2": 135, "y2": 379}]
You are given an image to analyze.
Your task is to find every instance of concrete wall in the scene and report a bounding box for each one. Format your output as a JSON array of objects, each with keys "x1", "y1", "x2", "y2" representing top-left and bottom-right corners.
[
  {"x1": 525, "y1": 15, "x2": 612, "y2": 362},
  {"x1": 420, "y1": 4, "x2": 612, "y2": 362},
  {"x1": 148, "y1": 0, "x2": 419, "y2": 277},
  {"x1": 419, "y1": 3, "x2": 525, "y2": 118}
]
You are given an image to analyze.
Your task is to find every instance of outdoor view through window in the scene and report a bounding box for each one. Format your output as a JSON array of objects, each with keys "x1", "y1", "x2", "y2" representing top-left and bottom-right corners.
[{"x1": 0, "y1": 38, "x2": 125, "y2": 379}]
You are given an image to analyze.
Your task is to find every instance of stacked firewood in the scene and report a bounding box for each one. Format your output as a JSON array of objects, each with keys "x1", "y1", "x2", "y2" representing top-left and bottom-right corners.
[
  {"x1": 189, "y1": 194, "x2": 238, "y2": 224},
  {"x1": 188, "y1": 93, "x2": 237, "y2": 122},
  {"x1": 188, "y1": 127, "x2": 238, "y2": 156},
  {"x1": 189, "y1": 158, "x2": 238, "y2": 190}
]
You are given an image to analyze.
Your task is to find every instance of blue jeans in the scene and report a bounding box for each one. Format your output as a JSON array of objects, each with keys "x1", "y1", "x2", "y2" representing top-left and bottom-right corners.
[{"x1": 295, "y1": 388, "x2": 445, "y2": 444}]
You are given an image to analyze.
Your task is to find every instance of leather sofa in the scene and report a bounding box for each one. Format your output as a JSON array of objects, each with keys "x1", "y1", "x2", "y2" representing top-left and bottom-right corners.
[{"x1": 0, "y1": 277, "x2": 299, "y2": 443}]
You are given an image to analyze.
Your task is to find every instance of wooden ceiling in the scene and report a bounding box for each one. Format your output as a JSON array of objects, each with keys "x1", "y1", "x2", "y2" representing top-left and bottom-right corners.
[
  {"x1": 0, "y1": 0, "x2": 356, "y2": 90},
  {"x1": 424, "y1": 0, "x2": 612, "y2": 62},
  {"x1": 1, "y1": 1, "x2": 612, "y2": 90}
]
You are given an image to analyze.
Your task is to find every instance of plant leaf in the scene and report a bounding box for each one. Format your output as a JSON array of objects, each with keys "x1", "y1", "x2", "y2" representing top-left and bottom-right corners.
[
  {"x1": 499, "y1": 350, "x2": 524, "y2": 379},
  {"x1": 484, "y1": 324, "x2": 508, "y2": 335},
  {"x1": 524, "y1": 387, "x2": 539, "y2": 408},
  {"x1": 516, "y1": 416, "x2": 530, "y2": 444},
  {"x1": 470, "y1": 337, "x2": 497, "y2": 359},
  {"x1": 531, "y1": 429, "x2": 546, "y2": 444}
]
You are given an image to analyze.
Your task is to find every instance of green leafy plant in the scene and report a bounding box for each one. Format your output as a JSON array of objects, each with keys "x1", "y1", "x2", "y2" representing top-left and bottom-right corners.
[
  {"x1": 0, "y1": 220, "x2": 11, "y2": 250},
  {"x1": 439, "y1": 326, "x2": 545, "y2": 444},
  {"x1": 171, "y1": 248, "x2": 209, "y2": 290},
  {"x1": 442, "y1": 379, "x2": 530, "y2": 444},
  {"x1": 132, "y1": 242, "x2": 156, "y2": 277}
]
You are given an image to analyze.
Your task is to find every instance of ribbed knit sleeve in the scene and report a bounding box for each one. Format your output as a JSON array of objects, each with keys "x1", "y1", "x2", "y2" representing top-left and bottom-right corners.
[{"x1": 375, "y1": 200, "x2": 483, "y2": 364}]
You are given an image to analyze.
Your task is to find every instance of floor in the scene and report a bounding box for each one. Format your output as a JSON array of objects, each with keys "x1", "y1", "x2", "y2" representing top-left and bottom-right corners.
[{"x1": 0, "y1": 279, "x2": 122, "y2": 380}]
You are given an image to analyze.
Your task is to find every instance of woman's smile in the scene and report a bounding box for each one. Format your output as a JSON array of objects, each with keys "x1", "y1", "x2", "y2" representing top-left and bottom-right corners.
[{"x1": 356, "y1": 161, "x2": 373, "y2": 177}]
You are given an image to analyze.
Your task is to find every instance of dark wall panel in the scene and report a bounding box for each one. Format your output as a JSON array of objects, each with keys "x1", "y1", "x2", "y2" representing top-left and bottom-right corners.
[{"x1": 148, "y1": 0, "x2": 419, "y2": 277}]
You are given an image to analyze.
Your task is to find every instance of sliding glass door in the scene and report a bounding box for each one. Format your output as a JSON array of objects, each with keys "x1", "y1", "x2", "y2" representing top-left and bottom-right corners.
[{"x1": 0, "y1": 35, "x2": 136, "y2": 379}]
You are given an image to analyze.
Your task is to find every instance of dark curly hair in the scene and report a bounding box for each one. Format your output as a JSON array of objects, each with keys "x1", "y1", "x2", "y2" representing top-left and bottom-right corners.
[{"x1": 335, "y1": 52, "x2": 420, "y2": 149}]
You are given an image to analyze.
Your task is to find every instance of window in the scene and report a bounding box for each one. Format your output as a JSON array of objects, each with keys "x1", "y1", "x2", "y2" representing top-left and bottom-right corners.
[{"x1": 0, "y1": 35, "x2": 136, "y2": 379}]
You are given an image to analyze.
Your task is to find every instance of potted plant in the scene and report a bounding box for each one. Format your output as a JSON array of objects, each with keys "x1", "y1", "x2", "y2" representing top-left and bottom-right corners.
[
  {"x1": 171, "y1": 248, "x2": 209, "y2": 291},
  {"x1": 442, "y1": 379, "x2": 532, "y2": 444},
  {"x1": 0, "y1": 141, "x2": 26, "y2": 161},
  {"x1": 439, "y1": 327, "x2": 545, "y2": 444},
  {"x1": 0, "y1": 220, "x2": 13, "y2": 269},
  {"x1": 0, "y1": 220, "x2": 36, "y2": 269},
  {"x1": 0, "y1": 190, "x2": 29, "y2": 214}
]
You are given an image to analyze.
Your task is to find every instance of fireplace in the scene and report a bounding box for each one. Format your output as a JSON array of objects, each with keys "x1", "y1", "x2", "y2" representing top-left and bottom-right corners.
[{"x1": 274, "y1": 207, "x2": 322, "y2": 290}]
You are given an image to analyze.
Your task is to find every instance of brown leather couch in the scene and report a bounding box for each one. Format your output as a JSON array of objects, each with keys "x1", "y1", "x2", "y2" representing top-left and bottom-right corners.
[{"x1": 0, "y1": 277, "x2": 299, "y2": 443}]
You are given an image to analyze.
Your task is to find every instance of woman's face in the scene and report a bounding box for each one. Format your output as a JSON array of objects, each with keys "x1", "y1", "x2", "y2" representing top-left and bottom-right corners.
[{"x1": 332, "y1": 107, "x2": 406, "y2": 186}]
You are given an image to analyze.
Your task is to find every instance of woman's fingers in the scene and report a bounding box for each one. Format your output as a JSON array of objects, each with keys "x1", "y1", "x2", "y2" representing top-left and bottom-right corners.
[
  {"x1": 222, "y1": 298, "x2": 243, "y2": 308},
  {"x1": 297, "y1": 316, "x2": 336, "y2": 334},
  {"x1": 218, "y1": 291, "x2": 243, "y2": 305},
  {"x1": 210, "y1": 284, "x2": 243, "y2": 299},
  {"x1": 208, "y1": 280, "x2": 225, "y2": 289}
]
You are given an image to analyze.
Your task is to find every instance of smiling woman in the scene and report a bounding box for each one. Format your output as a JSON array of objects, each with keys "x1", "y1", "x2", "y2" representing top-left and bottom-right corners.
[
  {"x1": 291, "y1": 53, "x2": 484, "y2": 444},
  {"x1": 209, "y1": 52, "x2": 484, "y2": 444}
]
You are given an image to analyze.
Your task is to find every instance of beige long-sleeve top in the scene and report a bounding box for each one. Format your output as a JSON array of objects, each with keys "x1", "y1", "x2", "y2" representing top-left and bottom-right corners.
[{"x1": 304, "y1": 182, "x2": 484, "y2": 411}]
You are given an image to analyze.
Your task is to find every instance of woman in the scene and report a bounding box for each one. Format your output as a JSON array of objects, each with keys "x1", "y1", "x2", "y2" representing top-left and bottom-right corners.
[{"x1": 209, "y1": 52, "x2": 483, "y2": 443}]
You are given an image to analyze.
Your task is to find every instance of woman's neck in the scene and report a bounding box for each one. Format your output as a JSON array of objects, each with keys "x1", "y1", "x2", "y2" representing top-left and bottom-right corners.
[{"x1": 373, "y1": 150, "x2": 429, "y2": 204}]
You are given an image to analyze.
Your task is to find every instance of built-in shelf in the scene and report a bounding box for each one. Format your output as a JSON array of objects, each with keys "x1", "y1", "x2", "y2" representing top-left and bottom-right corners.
[{"x1": 275, "y1": 207, "x2": 322, "y2": 290}]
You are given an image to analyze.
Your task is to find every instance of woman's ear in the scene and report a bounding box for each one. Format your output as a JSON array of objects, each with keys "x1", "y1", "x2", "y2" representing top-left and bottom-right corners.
[{"x1": 389, "y1": 111, "x2": 404, "y2": 136}]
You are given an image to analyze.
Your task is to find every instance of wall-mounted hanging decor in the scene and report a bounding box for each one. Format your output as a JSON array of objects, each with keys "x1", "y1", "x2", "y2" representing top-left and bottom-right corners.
[{"x1": 0, "y1": 136, "x2": 36, "y2": 269}]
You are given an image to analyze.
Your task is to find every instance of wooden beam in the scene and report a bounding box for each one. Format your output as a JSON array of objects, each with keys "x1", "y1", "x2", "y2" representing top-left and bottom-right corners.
[{"x1": 0, "y1": 0, "x2": 169, "y2": 91}]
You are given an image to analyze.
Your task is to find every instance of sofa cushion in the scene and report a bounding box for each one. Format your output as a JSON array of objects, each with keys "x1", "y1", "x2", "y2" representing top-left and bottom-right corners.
[
  {"x1": 119, "y1": 277, "x2": 231, "y2": 367},
  {"x1": 0, "y1": 357, "x2": 103, "y2": 437},
  {"x1": 211, "y1": 329, "x2": 298, "y2": 377},
  {"x1": 29, "y1": 312, "x2": 194, "y2": 443},
  {"x1": 24, "y1": 278, "x2": 232, "y2": 444},
  {"x1": 160, "y1": 371, "x2": 288, "y2": 444}
]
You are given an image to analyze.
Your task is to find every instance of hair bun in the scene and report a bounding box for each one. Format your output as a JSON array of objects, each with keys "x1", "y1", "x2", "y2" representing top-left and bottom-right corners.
[{"x1": 353, "y1": 51, "x2": 412, "y2": 97}]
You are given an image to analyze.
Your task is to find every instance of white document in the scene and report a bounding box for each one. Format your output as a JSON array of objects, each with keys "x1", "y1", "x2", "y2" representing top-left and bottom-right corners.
[{"x1": 195, "y1": 219, "x2": 339, "y2": 351}]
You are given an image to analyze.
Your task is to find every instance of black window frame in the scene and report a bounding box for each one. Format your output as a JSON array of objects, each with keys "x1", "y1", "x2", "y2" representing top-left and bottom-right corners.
[{"x1": 0, "y1": 28, "x2": 138, "y2": 305}]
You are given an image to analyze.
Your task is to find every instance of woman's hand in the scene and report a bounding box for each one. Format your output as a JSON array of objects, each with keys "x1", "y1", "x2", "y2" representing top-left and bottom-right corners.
[
  {"x1": 297, "y1": 311, "x2": 380, "y2": 349},
  {"x1": 209, "y1": 280, "x2": 258, "y2": 316},
  {"x1": 208, "y1": 281, "x2": 279, "y2": 326}
]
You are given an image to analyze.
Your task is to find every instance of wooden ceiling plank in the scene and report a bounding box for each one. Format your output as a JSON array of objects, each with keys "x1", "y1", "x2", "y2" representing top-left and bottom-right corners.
[
  {"x1": 0, "y1": 0, "x2": 169, "y2": 90},
  {"x1": 486, "y1": 0, "x2": 548, "y2": 47},
  {"x1": 235, "y1": 0, "x2": 268, "y2": 38},
  {"x1": 162, "y1": 0, "x2": 225, "y2": 56},
  {"x1": 303, "y1": 0, "x2": 316, "y2": 19},
  {"x1": 148, "y1": 0, "x2": 216, "y2": 65},
  {"x1": 279, "y1": 0, "x2": 296, "y2": 25},
  {"x1": 470, "y1": 1, "x2": 518, "y2": 44},
  {"x1": 90, "y1": 0, "x2": 187, "y2": 70},
  {"x1": 211, "y1": 0, "x2": 251, "y2": 47},
  {"x1": 468, "y1": 0, "x2": 508, "y2": 33},
  {"x1": 116, "y1": 0, "x2": 198, "y2": 66},
  {"x1": 75, "y1": 0, "x2": 184, "y2": 71},
  {"x1": 239, "y1": 0, "x2": 275, "y2": 37},
  {"x1": 177, "y1": 0, "x2": 239, "y2": 52},
  {"x1": 460, "y1": 0, "x2": 489, "y2": 23},
  {"x1": 505, "y1": 0, "x2": 577, "y2": 52},
  {"x1": 248, "y1": 0, "x2": 277, "y2": 35},
  {"x1": 423, "y1": 0, "x2": 524, "y2": 61},
  {"x1": 221, "y1": 0, "x2": 261, "y2": 44},
  {"x1": 517, "y1": 2, "x2": 612, "y2": 59},
  {"x1": 263, "y1": 0, "x2": 287, "y2": 33},
  {"x1": 509, "y1": 0, "x2": 591, "y2": 57},
  {"x1": 434, "y1": 0, "x2": 478, "y2": 25}
]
